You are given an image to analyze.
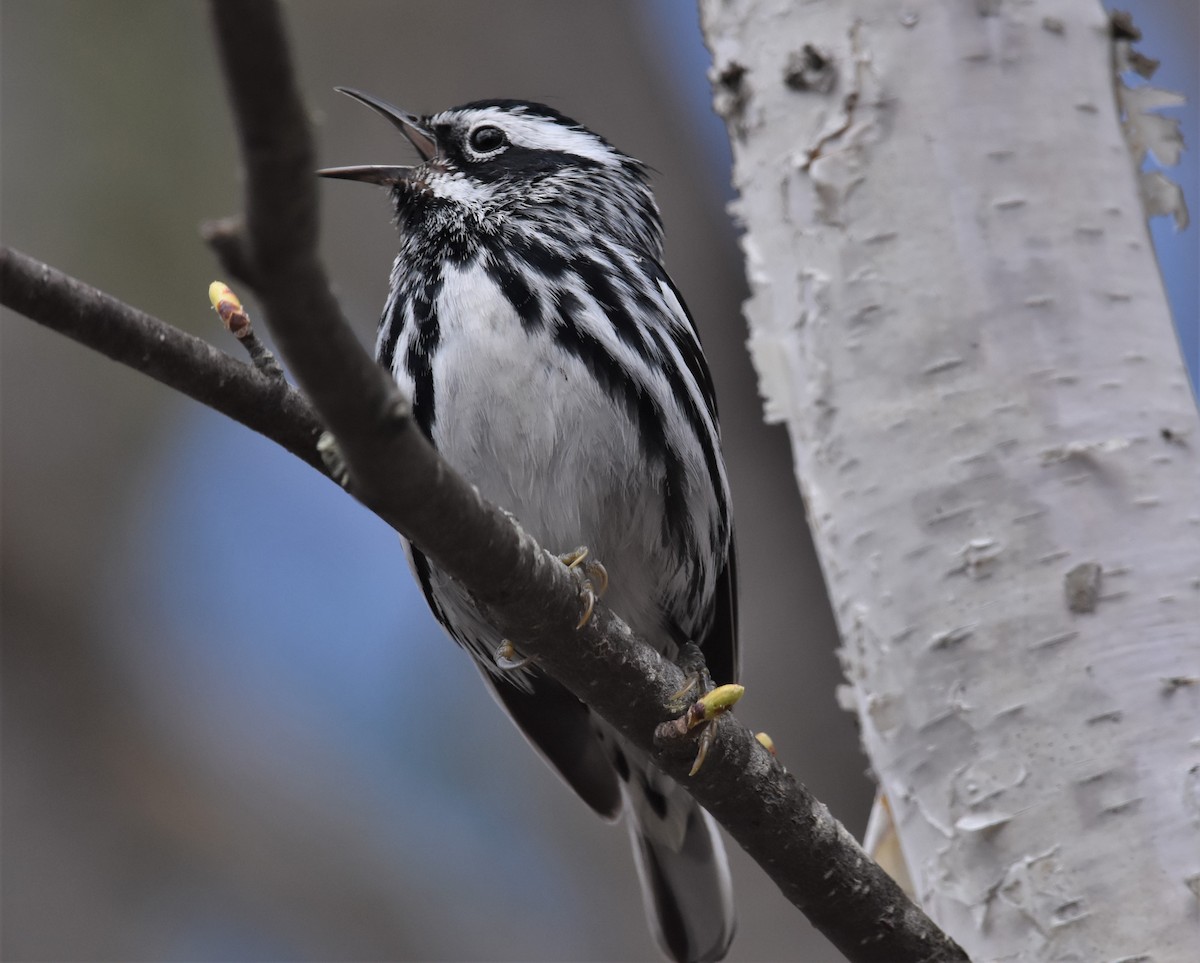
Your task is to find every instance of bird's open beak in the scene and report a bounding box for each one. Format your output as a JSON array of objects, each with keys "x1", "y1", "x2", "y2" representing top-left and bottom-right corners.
[{"x1": 317, "y1": 87, "x2": 436, "y2": 185}]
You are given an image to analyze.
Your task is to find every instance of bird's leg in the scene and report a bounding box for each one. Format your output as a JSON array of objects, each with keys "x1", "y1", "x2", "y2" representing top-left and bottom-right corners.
[
  {"x1": 666, "y1": 642, "x2": 713, "y2": 711},
  {"x1": 661, "y1": 642, "x2": 743, "y2": 775},
  {"x1": 559, "y1": 546, "x2": 609, "y2": 629}
]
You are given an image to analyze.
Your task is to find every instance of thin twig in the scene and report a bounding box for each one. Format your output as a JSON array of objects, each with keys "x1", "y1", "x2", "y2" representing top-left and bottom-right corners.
[
  {"x1": 200, "y1": 215, "x2": 261, "y2": 289},
  {"x1": 209, "y1": 281, "x2": 286, "y2": 380}
]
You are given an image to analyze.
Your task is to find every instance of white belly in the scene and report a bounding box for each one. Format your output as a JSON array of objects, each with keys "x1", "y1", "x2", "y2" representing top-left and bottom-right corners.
[{"x1": 414, "y1": 261, "x2": 682, "y2": 654}]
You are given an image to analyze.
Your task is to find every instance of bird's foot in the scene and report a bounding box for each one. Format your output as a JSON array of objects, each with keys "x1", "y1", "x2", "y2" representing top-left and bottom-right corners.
[
  {"x1": 660, "y1": 643, "x2": 744, "y2": 775},
  {"x1": 495, "y1": 547, "x2": 609, "y2": 669},
  {"x1": 559, "y1": 546, "x2": 609, "y2": 629}
]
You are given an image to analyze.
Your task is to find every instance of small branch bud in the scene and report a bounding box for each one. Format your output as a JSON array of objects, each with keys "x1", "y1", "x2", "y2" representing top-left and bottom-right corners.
[
  {"x1": 698, "y1": 683, "x2": 744, "y2": 720},
  {"x1": 209, "y1": 281, "x2": 250, "y2": 337},
  {"x1": 209, "y1": 280, "x2": 285, "y2": 381},
  {"x1": 655, "y1": 683, "x2": 745, "y2": 743}
]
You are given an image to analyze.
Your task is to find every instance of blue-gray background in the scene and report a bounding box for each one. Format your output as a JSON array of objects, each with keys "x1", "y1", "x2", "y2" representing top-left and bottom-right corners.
[{"x1": 2, "y1": 2, "x2": 1195, "y2": 961}]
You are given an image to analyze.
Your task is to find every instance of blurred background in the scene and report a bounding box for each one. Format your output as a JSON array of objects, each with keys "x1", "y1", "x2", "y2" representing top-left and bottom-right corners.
[{"x1": 1, "y1": 2, "x2": 1195, "y2": 961}]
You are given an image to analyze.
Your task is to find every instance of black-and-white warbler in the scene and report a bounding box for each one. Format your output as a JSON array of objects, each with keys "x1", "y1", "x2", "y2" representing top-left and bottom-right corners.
[{"x1": 321, "y1": 89, "x2": 737, "y2": 963}]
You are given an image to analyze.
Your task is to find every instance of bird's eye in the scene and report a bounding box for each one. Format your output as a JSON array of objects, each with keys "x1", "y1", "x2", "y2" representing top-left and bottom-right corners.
[{"x1": 468, "y1": 125, "x2": 507, "y2": 154}]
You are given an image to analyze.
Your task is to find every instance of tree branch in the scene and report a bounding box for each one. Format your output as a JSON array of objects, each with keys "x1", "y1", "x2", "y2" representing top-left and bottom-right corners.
[
  {"x1": 0, "y1": 1, "x2": 968, "y2": 959},
  {"x1": 0, "y1": 245, "x2": 327, "y2": 475}
]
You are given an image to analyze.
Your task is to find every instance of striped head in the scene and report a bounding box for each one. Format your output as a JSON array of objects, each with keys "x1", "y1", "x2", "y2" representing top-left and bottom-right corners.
[{"x1": 320, "y1": 90, "x2": 664, "y2": 258}]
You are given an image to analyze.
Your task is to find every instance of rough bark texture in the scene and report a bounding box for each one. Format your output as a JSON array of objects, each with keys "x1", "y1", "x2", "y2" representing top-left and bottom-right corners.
[{"x1": 700, "y1": 0, "x2": 1200, "y2": 958}]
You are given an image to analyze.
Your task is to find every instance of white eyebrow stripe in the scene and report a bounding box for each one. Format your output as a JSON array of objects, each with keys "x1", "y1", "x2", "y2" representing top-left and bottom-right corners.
[{"x1": 437, "y1": 108, "x2": 621, "y2": 166}]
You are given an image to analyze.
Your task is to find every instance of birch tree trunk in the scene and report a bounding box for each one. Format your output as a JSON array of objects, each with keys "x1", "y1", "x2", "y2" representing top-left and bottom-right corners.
[{"x1": 699, "y1": 0, "x2": 1199, "y2": 958}]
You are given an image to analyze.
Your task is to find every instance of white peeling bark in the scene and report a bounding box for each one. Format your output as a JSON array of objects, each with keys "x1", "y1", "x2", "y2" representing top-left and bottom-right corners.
[{"x1": 700, "y1": 0, "x2": 1199, "y2": 958}]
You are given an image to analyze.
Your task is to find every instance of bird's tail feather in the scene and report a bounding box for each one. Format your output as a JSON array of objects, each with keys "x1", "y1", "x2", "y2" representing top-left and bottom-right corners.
[{"x1": 625, "y1": 777, "x2": 735, "y2": 963}]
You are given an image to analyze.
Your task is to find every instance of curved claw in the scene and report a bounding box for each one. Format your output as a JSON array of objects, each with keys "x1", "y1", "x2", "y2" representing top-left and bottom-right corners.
[
  {"x1": 667, "y1": 674, "x2": 702, "y2": 709},
  {"x1": 583, "y1": 559, "x2": 609, "y2": 599},
  {"x1": 494, "y1": 640, "x2": 533, "y2": 671},
  {"x1": 559, "y1": 547, "x2": 608, "y2": 630},
  {"x1": 576, "y1": 586, "x2": 596, "y2": 630},
  {"x1": 560, "y1": 546, "x2": 590, "y2": 569},
  {"x1": 690, "y1": 725, "x2": 717, "y2": 776}
]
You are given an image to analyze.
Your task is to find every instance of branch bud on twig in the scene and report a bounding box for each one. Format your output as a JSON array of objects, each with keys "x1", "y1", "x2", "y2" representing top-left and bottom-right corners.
[
  {"x1": 209, "y1": 280, "x2": 285, "y2": 381},
  {"x1": 655, "y1": 683, "x2": 745, "y2": 742}
]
